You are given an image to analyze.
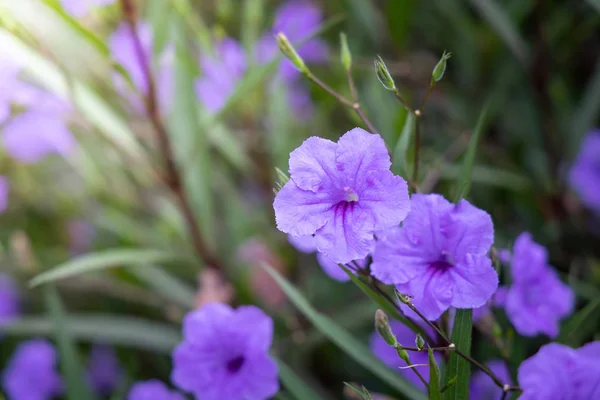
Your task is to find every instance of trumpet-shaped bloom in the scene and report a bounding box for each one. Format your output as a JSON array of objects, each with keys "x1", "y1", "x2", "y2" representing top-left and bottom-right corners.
[
  {"x1": 0, "y1": 273, "x2": 20, "y2": 324},
  {"x1": 518, "y1": 342, "x2": 600, "y2": 400},
  {"x1": 196, "y1": 38, "x2": 247, "y2": 113},
  {"x1": 500, "y1": 232, "x2": 574, "y2": 338},
  {"x1": 371, "y1": 194, "x2": 498, "y2": 320},
  {"x1": 87, "y1": 345, "x2": 122, "y2": 395},
  {"x1": 469, "y1": 360, "x2": 511, "y2": 400},
  {"x1": 370, "y1": 320, "x2": 441, "y2": 391},
  {"x1": 171, "y1": 303, "x2": 279, "y2": 400},
  {"x1": 274, "y1": 128, "x2": 410, "y2": 264},
  {"x1": 288, "y1": 234, "x2": 366, "y2": 281},
  {"x1": 1, "y1": 339, "x2": 63, "y2": 400},
  {"x1": 60, "y1": 0, "x2": 116, "y2": 17},
  {"x1": 127, "y1": 380, "x2": 185, "y2": 400},
  {"x1": 569, "y1": 129, "x2": 600, "y2": 212}
]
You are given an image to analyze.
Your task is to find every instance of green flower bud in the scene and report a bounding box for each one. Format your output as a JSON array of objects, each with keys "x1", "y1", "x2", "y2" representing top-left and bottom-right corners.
[
  {"x1": 339, "y1": 32, "x2": 352, "y2": 71},
  {"x1": 276, "y1": 32, "x2": 308, "y2": 74},
  {"x1": 374, "y1": 55, "x2": 396, "y2": 91},
  {"x1": 415, "y1": 333, "x2": 425, "y2": 350},
  {"x1": 431, "y1": 50, "x2": 451, "y2": 84},
  {"x1": 396, "y1": 347, "x2": 411, "y2": 364},
  {"x1": 375, "y1": 309, "x2": 397, "y2": 347}
]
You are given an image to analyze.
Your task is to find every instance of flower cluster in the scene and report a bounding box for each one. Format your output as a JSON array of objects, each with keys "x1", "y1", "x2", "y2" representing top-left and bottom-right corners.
[
  {"x1": 497, "y1": 232, "x2": 574, "y2": 337},
  {"x1": 1, "y1": 339, "x2": 63, "y2": 399},
  {"x1": 171, "y1": 303, "x2": 279, "y2": 400},
  {"x1": 518, "y1": 342, "x2": 600, "y2": 399},
  {"x1": 569, "y1": 129, "x2": 600, "y2": 212},
  {"x1": 371, "y1": 193, "x2": 498, "y2": 320},
  {"x1": 274, "y1": 128, "x2": 410, "y2": 264}
]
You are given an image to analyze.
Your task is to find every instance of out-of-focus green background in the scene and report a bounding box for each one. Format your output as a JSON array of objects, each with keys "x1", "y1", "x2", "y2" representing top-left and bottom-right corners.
[{"x1": 1, "y1": 0, "x2": 599, "y2": 399}]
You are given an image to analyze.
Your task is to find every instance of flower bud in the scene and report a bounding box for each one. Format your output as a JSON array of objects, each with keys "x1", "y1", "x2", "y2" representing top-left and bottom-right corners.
[
  {"x1": 431, "y1": 50, "x2": 451, "y2": 84},
  {"x1": 396, "y1": 347, "x2": 411, "y2": 364},
  {"x1": 415, "y1": 333, "x2": 425, "y2": 350},
  {"x1": 276, "y1": 32, "x2": 308, "y2": 74},
  {"x1": 375, "y1": 309, "x2": 397, "y2": 347},
  {"x1": 395, "y1": 290, "x2": 410, "y2": 305},
  {"x1": 339, "y1": 32, "x2": 352, "y2": 71},
  {"x1": 374, "y1": 56, "x2": 396, "y2": 91}
]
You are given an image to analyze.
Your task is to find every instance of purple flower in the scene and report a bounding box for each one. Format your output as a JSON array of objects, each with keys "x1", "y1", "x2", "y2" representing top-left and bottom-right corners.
[
  {"x1": 469, "y1": 360, "x2": 511, "y2": 400},
  {"x1": 2, "y1": 111, "x2": 76, "y2": 163},
  {"x1": 60, "y1": 0, "x2": 116, "y2": 17},
  {"x1": 171, "y1": 303, "x2": 279, "y2": 400},
  {"x1": 371, "y1": 194, "x2": 498, "y2": 320},
  {"x1": 87, "y1": 345, "x2": 122, "y2": 395},
  {"x1": 0, "y1": 176, "x2": 9, "y2": 213},
  {"x1": 0, "y1": 273, "x2": 20, "y2": 325},
  {"x1": 1, "y1": 339, "x2": 63, "y2": 400},
  {"x1": 370, "y1": 320, "x2": 441, "y2": 391},
  {"x1": 288, "y1": 234, "x2": 366, "y2": 281},
  {"x1": 110, "y1": 22, "x2": 173, "y2": 114},
  {"x1": 127, "y1": 380, "x2": 185, "y2": 400},
  {"x1": 195, "y1": 38, "x2": 247, "y2": 113},
  {"x1": 518, "y1": 342, "x2": 600, "y2": 400},
  {"x1": 501, "y1": 233, "x2": 574, "y2": 338},
  {"x1": 274, "y1": 128, "x2": 410, "y2": 264},
  {"x1": 569, "y1": 129, "x2": 600, "y2": 212},
  {"x1": 256, "y1": 1, "x2": 328, "y2": 81}
]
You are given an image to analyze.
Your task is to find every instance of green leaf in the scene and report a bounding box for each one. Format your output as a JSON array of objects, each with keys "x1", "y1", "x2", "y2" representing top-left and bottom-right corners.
[
  {"x1": 44, "y1": 286, "x2": 96, "y2": 400},
  {"x1": 29, "y1": 249, "x2": 186, "y2": 287},
  {"x1": 341, "y1": 266, "x2": 424, "y2": 336},
  {"x1": 558, "y1": 297, "x2": 600, "y2": 347},
  {"x1": 441, "y1": 375, "x2": 458, "y2": 393},
  {"x1": 469, "y1": 0, "x2": 529, "y2": 65},
  {"x1": 130, "y1": 265, "x2": 196, "y2": 309},
  {"x1": 453, "y1": 101, "x2": 491, "y2": 202},
  {"x1": 392, "y1": 112, "x2": 416, "y2": 180},
  {"x1": 444, "y1": 309, "x2": 472, "y2": 400},
  {"x1": 263, "y1": 264, "x2": 426, "y2": 400},
  {"x1": 277, "y1": 359, "x2": 326, "y2": 400},
  {"x1": 428, "y1": 348, "x2": 442, "y2": 400},
  {"x1": 1, "y1": 314, "x2": 181, "y2": 354},
  {"x1": 569, "y1": 57, "x2": 600, "y2": 158}
]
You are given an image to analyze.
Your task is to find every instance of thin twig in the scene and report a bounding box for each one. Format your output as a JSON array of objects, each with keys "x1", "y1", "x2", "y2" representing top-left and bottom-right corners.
[
  {"x1": 120, "y1": 0, "x2": 224, "y2": 271},
  {"x1": 346, "y1": 70, "x2": 380, "y2": 135},
  {"x1": 392, "y1": 89, "x2": 416, "y2": 114}
]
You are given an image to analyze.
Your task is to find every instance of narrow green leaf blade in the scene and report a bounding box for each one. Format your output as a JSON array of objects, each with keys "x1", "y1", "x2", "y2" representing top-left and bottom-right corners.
[
  {"x1": 263, "y1": 264, "x2": 426, "y2": 400},
  {"x1": 392, "y1": 112, "x2": 416, "y2": 179},
  {"x1": 428, "y1": 348, "x2": 442, "y2": 400},
  {"x1": 130, "y1": 265, "x2": 196, "y2": 309},
  {"x1": 558, "y1": 297, "x2": 600, "y2": 347},
  {"x1": 29, "y1": 249, "x2": 185, "y2": 287},
  {"x1": 444, "y1": 309, "x2": 472, "y2": 400},
  {"x1": 44, "y1": 286, "x2": 95, "y2": 400},
  {"x1": 277, "y1": 359, "x2": 326, "y2": 400}
]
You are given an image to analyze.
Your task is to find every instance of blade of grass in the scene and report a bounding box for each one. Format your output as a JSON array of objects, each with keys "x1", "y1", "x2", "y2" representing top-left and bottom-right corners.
[
  {"x1": 444, "y1": 309, "x2": 472, "y2": 400},
  {"x1": 277, "y1": 359, "x2": 327, "y2": 400},
  {"x1": 558, "y1": 297, "x2": 600, "y2": 347},
  {"x1": 29, "y1": 249, "x2": 186, "y2": 287},
  {"x1": 569, "y1": 57, "x2": 600, "y2": 158},
  {"x1": 428, "y1": 348, "x2": 442, "y2": 400},
  {"x1": 130, "y1": 265, "x2": 196, "y2": 309},
  {"x1": 263, "y1": 264, "x2": 426, "y2": 400},
  {"x1": 392, "y1": 112, "x2": 416, "y2": 180}
]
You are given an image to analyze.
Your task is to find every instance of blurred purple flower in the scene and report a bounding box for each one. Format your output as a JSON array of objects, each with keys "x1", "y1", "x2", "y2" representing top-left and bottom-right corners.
[
  {"x1": 370, "y1": 320, "x2": 441, "y2": 391},
  {"x1": 3, "y1": 111, "x2": 76, "y2": 163},
  {"x1": 469, "y1": 360, "x2": 511, "y2": 400},
  {"x1": 274, "y1": 128, "x2": 410, "y2": 264},
  {"x1": 1, "y1": 339, "x2": 63, "y2": 400},
  {"x1": 127, "y1": 380, "x2": 185, "y2": 400},
  {"x1": 500, "y1": 232, "x2": 574, "y2": 338},
  {"x1": 195, "y1": 38, "x2": 247, "y2": 113},
  {"x1": 518, "y1": 342, "x2": 600, "y2": 400},
  {"x1": 87, "y1": 345, "x2": 122, "y2": 396},
  {"x1": 288, "y1": 234, "x2": 366, "y2": 281},
  {"x1": 569, "y1": 129, "x2": 600, "y2": 212},
  {"x1": 0, "y1": 176, "x2": 9, "y2": 213},
  {"x1": 60, "y1": 0, "x2": 116, "y2": 17},
  {"x1": 256, "y1": 0, "x2": 328, "y2": 81},
  {"x1": 371, "y1": 194, "x2": 498, "y2": 320},
  {"x1": 171, "y1": 303, "x2": 279, "y2": 400},
  {"x1": 0, "y1": 273, "x2": 20, "y2": 325},
  {"x1": 110, "y1": 22, "x2": 173, "y2": 114}
]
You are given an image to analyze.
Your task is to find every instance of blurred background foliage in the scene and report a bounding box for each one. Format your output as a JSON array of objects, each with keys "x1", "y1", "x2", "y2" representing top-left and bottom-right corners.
[{"x1": 0, "y1": 0, "x2": 599, "y2": 399}]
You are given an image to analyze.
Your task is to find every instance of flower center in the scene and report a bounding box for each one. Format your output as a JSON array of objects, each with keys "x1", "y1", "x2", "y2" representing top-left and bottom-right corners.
[
  {"x1": 431, "y1": 251, "x2": 454, "y2": 271},
  {"x1": 344, "y1": 186, "x2": 359, "y2": 202},
  {"x1": 226, "y1": 356, "x2": 245, "y2": 374}
]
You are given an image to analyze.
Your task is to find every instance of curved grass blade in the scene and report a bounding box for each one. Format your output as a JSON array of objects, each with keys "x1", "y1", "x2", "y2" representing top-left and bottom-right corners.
[
  {"x1": 444, "y1": 309, "x2": 472, "y2": 400},
  {"x1": 558, "y1": 297, "x2": 600, "y2": 347},
  {"x1": 29, "y1": 249, "x2": 186, "y2": 287},
  {"x1": 428, "y1": 348, "x2": 441, "y2": 400},
  {"x1": 263, "y1": 264, "x2": 426, "y2": 400},
  {"x1": 130, "y1": 265, "x2": 196, "y2": 309}
]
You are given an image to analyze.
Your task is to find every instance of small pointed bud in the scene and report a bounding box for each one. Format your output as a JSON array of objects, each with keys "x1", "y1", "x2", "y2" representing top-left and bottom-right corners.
[
  {"x1": 431, "y1": 50, "x2": 451, "y2": 84},
  {"x1": 375, "y1": 309, "x2": 397, "y2": 347},
  {"x1": 395, "y1": 289, "x2": 410, "y2": 305},
  {"x1": 339, "y1": 32, "x2": 352, "y2": 71},
  {"x1": 276, "y1": 32, "x2": 308, "y2": 74},
  {"x1": 415, "y1": 333, "x2": 425, "y2": 350},
  {"x1": 396, "y1": 347, "x2": 411, "y2": 364},
  {"x1": 374, "y1": 55, "x2": 396, "y2": 91}
]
